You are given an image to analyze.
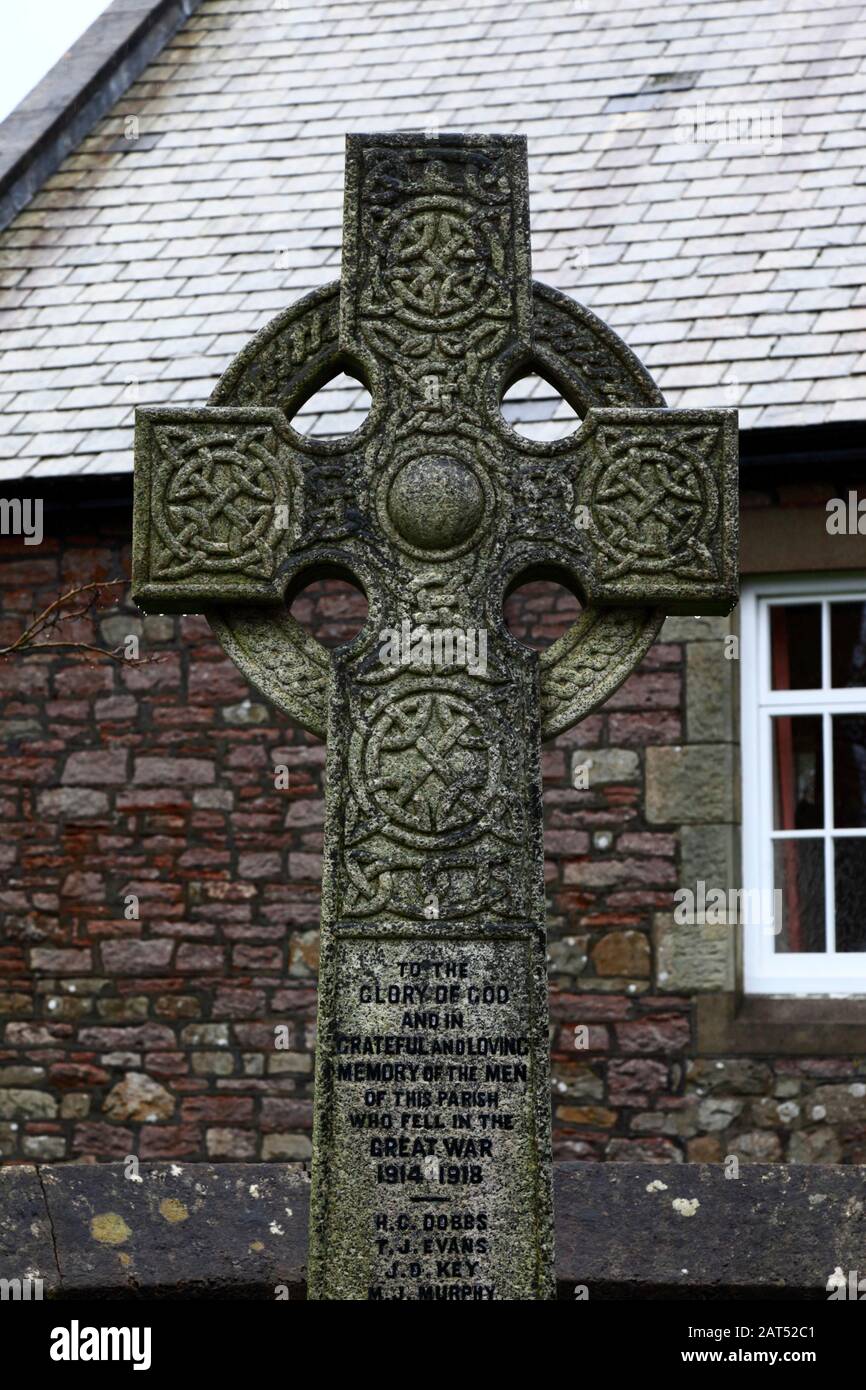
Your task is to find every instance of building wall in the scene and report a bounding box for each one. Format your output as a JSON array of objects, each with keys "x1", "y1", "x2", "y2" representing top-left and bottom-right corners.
[{"x1": 1, "y1": 511, "x2": 864, "y2": 1167}]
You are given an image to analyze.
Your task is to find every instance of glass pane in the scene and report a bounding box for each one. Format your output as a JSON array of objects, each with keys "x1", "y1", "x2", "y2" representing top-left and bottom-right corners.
[
  {"x1": 770, "y1": 603, "x2": 822, "y2": 690},
  {"x1": 772, "y1": 715, "x2": 824, "y2": 829},
  {"x1": 835, "y1": 839, "x2": 866, "y2": 952},
  {"x1": 833, "y1": 714, "x2": 866, "y2": 828},
  {"x1": 831, "y1": 601, "x2": 866, "y2": 688},
  {"x1": 772, "y1": 839, "x2": 825, "y2": 953}
]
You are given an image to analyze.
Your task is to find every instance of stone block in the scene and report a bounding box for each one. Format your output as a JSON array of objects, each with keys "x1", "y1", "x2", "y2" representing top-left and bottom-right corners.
[
  {"x1": 686, "y1": 639, "x2": 735, "y2": 742},
  {"x1": 653, "y1": 912, "x2": 733, "y2": 993},
  {"x1": 680, "y1": 822, "x2": 738, "y2": 891},
  {"x1": 661, "y1": 615, "x2": 731, "y2": 642},
  {"x1": 646, "y1": 745, "x2": 737, "y2": 824},
  {"x1": 571, "y1": 747, "x2": 640, "y2": 786},
  {"x1": 592, "y1": 930, "x2": 650, "y2": 978}
]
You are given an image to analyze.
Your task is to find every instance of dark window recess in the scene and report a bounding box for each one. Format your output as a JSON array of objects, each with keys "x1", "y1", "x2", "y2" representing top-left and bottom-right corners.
[
  {"x1": 770, "y1": 603, "x2": 822, "y2": 689},
  {"x1": 772, "y1": 714, "x2": 823, "y2": 829},
  {"x1": 832, "y1": 713, "x2": 866, "y2": 829},
  {"x1": 773, "y1": 839, "x2": 825, "y2": 954},
  {"x1": 831, "y1": 600, "x2": 866, "y2": 687},
  {"x1": 835, "y1": 839, "x2": 866, "y2": 952}
]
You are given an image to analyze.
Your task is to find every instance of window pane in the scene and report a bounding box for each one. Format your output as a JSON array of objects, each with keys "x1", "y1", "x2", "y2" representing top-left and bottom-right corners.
[
  {"x1": 835, "y1": 839, "x2": 866, "y2": 952},
  {"x1": 770, "y1": 603, "x2": 822, "y2": 690},
  {"x1": 831, "y1": 601, "x2": 866, "y2": 688},
  {"x1": 833, "y1": 714, "x2": 866, "y2": 829},
  {"x1": 772, "y1": 715, "x2": 824, "y2": 829},
  {"x1": 772, "y1": 839, "x2": 825, "y2": 953}
]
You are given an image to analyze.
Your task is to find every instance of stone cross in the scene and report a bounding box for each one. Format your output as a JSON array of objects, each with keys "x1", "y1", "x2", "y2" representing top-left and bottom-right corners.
[{"x1": 132, "y1": 133, "x2": 737, "y2": 1301}]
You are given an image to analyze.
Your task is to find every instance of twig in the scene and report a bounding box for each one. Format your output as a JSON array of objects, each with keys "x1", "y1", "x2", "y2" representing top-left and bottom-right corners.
[{"x1": 0, "y1": 579, "x2": 158, "y2": 665}]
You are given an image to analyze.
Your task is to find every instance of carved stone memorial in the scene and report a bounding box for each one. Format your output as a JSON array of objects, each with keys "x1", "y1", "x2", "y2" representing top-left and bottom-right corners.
[{"x1": 132, "y1": 133, "x2": 738, "y2": 1300}]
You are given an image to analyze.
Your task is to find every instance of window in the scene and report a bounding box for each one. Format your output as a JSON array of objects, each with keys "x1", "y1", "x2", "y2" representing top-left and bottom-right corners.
[{"x1": 742, "y1": 576, "x2": 866, "y2": 994}]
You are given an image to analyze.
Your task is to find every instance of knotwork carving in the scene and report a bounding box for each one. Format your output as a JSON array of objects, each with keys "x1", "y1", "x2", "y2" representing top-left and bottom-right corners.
[
  {"x1": 133, "y1": 406, "x2": 296, "y2": 610},
  {"x1": 197, "y1": 278, "x2": 703, "y2": 747},
  {"x1": 155, "y1": 425, "x2": 286, "y2": 580},
  {"x1": 575, "y1": 410, "x2": 732, "y2": 586}
]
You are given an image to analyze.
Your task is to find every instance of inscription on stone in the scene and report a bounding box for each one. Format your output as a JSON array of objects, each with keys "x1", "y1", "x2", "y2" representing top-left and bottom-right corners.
[{"x1": 318, "y1": 931, "x2": 549, "y2": 1300}]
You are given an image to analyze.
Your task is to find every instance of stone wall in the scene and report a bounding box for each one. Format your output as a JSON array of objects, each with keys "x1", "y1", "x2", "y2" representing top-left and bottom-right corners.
[{"x1": 2, "y1": 515, "x2": 864, "y2": 1167}]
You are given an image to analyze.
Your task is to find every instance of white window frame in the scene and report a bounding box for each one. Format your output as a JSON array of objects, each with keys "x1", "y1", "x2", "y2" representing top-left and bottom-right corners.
[{"x1": 742, "y1": 573, "x2": 866, "y2": 995}]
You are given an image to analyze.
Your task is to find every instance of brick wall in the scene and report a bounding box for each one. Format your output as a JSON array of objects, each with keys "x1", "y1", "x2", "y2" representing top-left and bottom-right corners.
[{"x1": 1, "y1": 512, "x2": 862, "y2": 1168}]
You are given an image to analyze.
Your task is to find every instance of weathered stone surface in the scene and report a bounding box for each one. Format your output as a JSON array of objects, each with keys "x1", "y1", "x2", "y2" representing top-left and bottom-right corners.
[
  {"x1": 61, "y1": 749, "x2": 128, "y2": 785},
  {"x1": 789, "y1": 1127, "x2": 842, "y2": 1164},
  {"x1": 805, "y1": 1083, "x2": 866, "y2": 1126},
  {"x1": 103, "y1": 1073, "x2": 175, "y2": 1123},
  {"x1": 35, "y1": 1162, "x2": 311, "y2": 1297},
  {"x1": 680, "y1": 822, "x2": 738, "y2": 891},
  {"x1": 130, "y1": 132, "x2": 738, "y2": 1301},
  {"x1": 696, "y1": 1096, "x2": 744, "y2": 1131},
  {"x1": 654, "y1": 912, "x2": 732, "y2": 993},
  {"x1": 3, "y1": 1161, "x2": 865, "y2": 1299},
  {"x1": 686, "y1": 1058, "x2": 773, "y2": 1096},
  {"x1": 0, "y1": 1088, "x2": 58, "y2": 1119},
  {"x1": 646, "y1": 745, "x2": 738, "y2": 825},
  {"x1": 592, "y1": 930, "x2": 650, "y2": 977},
  {"x1": 730, "y1": 1130, "x2": 784, "y2": 1163},
  {"x1": 0, "y1": 1166, "x2": 56, "y2": 1292},
  {"x1": 686, "y1": 639, "x2": 734, "y2": 742},
  {"x1": 573, "y1": 747, "x2": 640, "y2": 785},
  {"x1": 661, "y1": 615, "x2": 732, "y2": 643},
  {"x1": 37, "y1": 787, "x2": 110, "y2": 817},
  {"x1": 262, "y1": 1134, "x2": 312, "y2": 1161},
  {"x1": 28, "y1": 948, "x2": 92, "y2": 976}
]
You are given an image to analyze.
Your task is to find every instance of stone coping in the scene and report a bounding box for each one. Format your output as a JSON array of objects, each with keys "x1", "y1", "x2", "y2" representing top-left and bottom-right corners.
[
  {"x1": 0, "y1": 0, "x2": 203, "y2": 231},
  {"x1": 2, "y1": 1161, "x2": 860, "y2": 1299}
]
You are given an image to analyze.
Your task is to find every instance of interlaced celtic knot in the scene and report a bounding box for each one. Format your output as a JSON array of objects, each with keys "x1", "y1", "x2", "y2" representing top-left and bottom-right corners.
[
  {"x1": 586, "y1": 421, "x2": 723, "y2": 580},
  {"x1": 388, "y1": 206, "x2": 488, "y2": 321},
  {"x1": 367, "y1": 691, "x2": 490, "y2": 834},
  {"x1": 153, "y1": 424, "x2": 284, "y2": 580}
]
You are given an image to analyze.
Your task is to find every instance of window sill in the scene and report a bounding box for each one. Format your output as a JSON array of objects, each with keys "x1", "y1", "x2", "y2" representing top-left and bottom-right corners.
[{"x1": 696, "y1": 992, "x2": 866, "y2": 1055}]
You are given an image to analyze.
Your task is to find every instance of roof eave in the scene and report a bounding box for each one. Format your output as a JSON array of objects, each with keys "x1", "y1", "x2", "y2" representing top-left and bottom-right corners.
[{"x1": 0, "y1": 0, "x2": 204, "y2": 233}]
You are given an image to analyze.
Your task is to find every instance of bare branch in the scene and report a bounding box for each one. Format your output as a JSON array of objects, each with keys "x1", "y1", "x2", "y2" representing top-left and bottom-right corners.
[{"x1": 0, "y1": 579, "x2": 160, "y2": 666}]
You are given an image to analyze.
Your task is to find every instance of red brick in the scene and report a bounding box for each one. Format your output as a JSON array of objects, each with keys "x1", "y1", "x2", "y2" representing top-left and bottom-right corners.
[
  {"x1": 615, "y1": 1014, "x2": 691, "y2": 1054},
  {"x1": 180, "y1": 1097, "x2": 253, "y2": 1124},
  {"x1": 176, "y1": 945, "x2": 225, "y2": 972}
]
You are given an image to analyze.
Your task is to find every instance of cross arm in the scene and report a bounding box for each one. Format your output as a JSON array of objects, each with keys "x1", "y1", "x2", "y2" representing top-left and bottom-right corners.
[
  {"x1": 571, "y1": 406, "x2": 738, "y2": 614},
  {"x1": 131, "y1": 405, "x2": 302, "y2": 613},
  {"x1": 509, "y1": 405, "x2": 738, "y2": 618}
]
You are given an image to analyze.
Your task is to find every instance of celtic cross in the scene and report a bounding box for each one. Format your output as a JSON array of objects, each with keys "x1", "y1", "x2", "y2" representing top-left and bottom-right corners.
[{"x1": 132, "y1": 133, "x2": 737, "y2": 1301}]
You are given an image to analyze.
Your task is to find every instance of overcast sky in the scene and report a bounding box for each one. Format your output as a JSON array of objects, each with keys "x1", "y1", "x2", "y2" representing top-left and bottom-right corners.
[{"x1": 0, "y1": 1, "x2": 111, "y2": 122}]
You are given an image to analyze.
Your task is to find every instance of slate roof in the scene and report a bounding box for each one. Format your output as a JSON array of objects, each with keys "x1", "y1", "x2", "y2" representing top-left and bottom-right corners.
[{"x1": 1, "y1": 0, "x2": 865, "y2": 479}]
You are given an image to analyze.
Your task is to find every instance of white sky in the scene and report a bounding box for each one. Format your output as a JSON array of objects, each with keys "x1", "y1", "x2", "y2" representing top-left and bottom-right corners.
[{"x1": 0, "y1": 1, "x2": 111, "y2": 123}]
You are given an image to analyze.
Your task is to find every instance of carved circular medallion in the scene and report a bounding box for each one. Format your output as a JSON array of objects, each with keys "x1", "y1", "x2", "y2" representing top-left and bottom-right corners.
[
  {"x1": 381, "y1": 197, "x2": 499, "y2": 329},
  {"x1": 361, "y1": 688, "x2": 497, "y2": 846},
  {"x1": 155, "y1": 427, "x2": 284, "y2": 580},
  {"x1": 590, "y1": 441, "x2": 717, "y2": 574},
  {"x1": 375, "y1": 441, "x2": 494, "y2": 561}
]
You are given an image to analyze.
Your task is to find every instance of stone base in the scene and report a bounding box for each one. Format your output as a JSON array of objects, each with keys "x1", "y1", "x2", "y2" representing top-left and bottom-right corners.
[{"x1": 3, "y1": 1160, "x2": 861, "y2": 1299}]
